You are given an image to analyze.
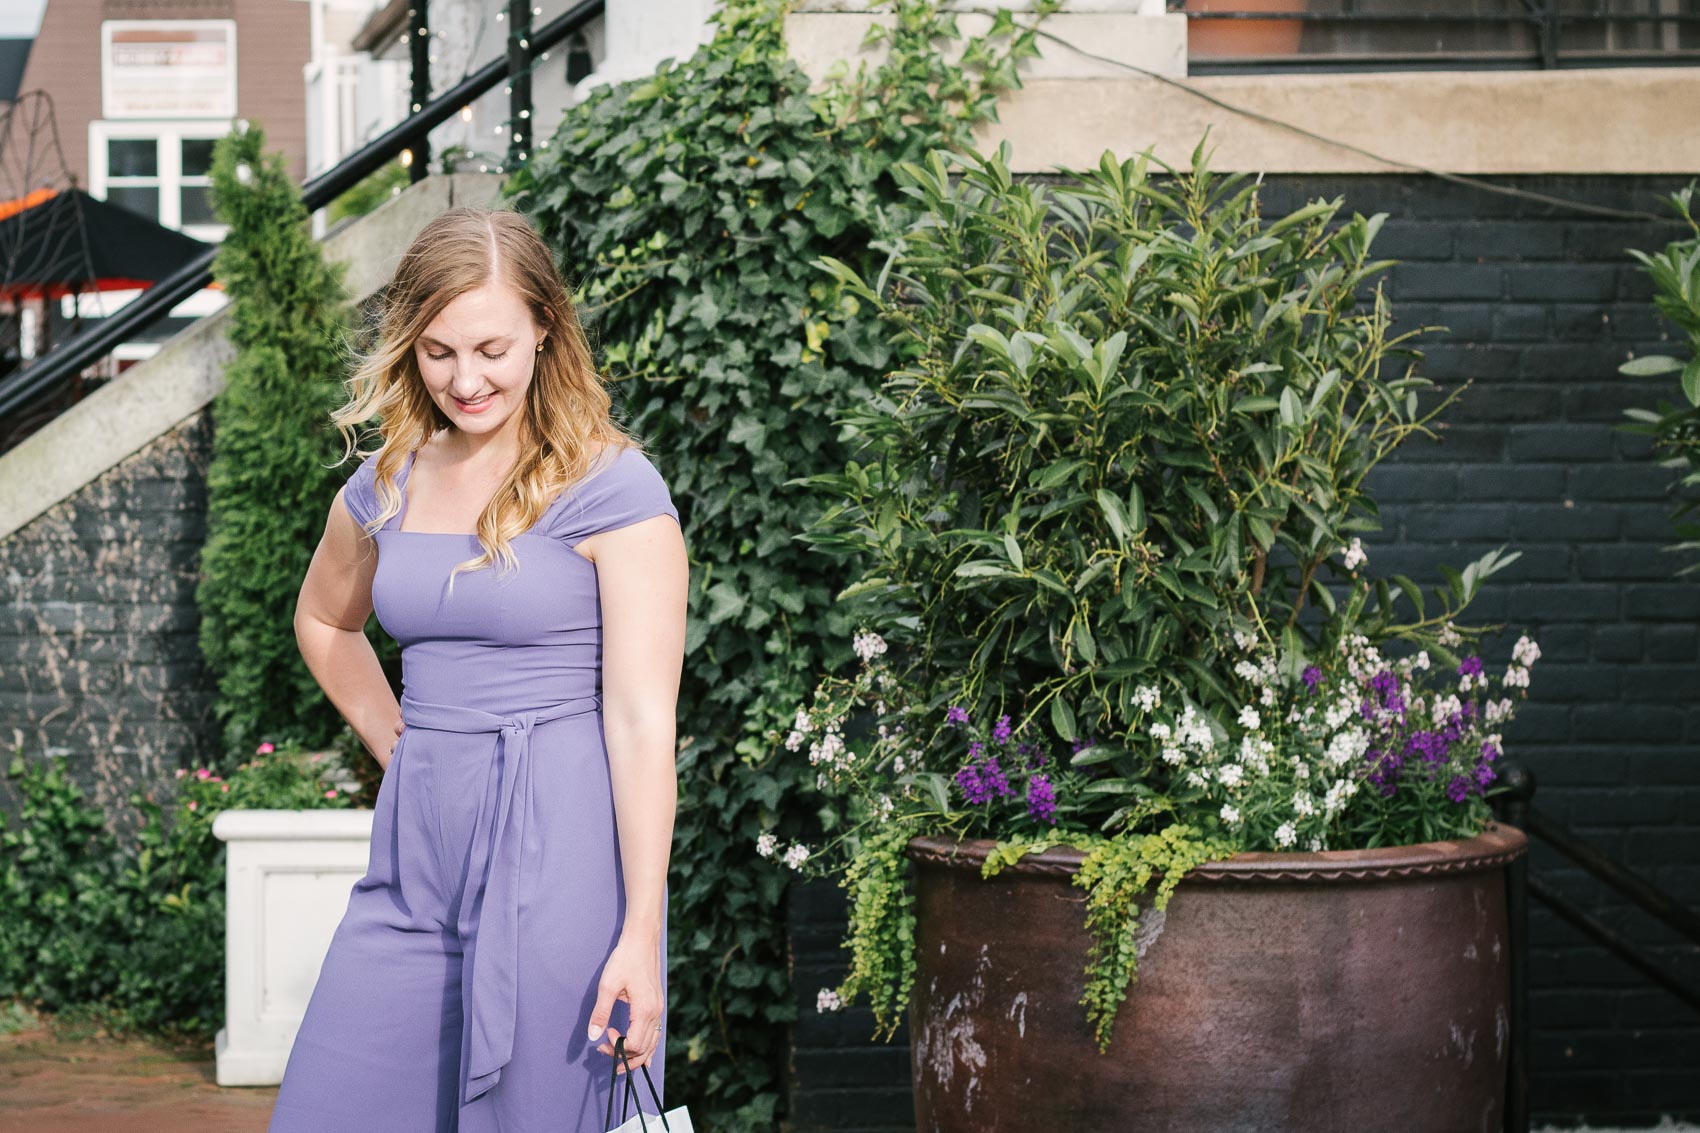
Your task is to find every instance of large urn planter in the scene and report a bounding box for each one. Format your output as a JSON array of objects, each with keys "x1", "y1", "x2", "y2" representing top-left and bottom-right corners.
[{"x1": 905, "y1": 823, "x2": 1527, "y2": 1133}]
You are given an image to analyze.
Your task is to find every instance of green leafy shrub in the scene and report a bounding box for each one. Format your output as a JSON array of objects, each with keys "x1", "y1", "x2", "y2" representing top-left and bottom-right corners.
[
  {"x1": 770, "y1": 139, "x2": 1534, "y2": 1051},
  {"x1": 0, "y1": 743, "x2": 353, "y2": 1036},
  {"x1": 197, "y1": 118, "x2": 388, "y2": 758},
  {"x1": 1618, "y1": 183, "x2": 1700, "y2": 566}
]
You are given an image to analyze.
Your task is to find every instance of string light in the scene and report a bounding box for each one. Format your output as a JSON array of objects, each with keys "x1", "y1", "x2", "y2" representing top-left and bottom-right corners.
[
  {"x1": 460, "y1": 105, "x2": 472, "y2": 121},
  {"x1": 400, "y1": 148, "x2": 413, "y2": 166}
]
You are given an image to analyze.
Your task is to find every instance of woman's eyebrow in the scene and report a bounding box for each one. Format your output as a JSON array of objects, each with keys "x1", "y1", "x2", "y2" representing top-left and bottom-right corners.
[{"x1": 418, "y1": 334, "x2": 515, "y2": 347}]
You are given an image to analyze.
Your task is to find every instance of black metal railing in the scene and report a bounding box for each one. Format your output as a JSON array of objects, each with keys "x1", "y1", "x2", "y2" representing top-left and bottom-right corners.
[
  {"x1": 1176, "y1": 2, "x2": 1700, "y2": 72},
  {"x1": 0, "y1": 0, "x2": 605, "y2": 446},
  {"x1": 1493, "y1": 760, "x2": 1700, "y2": 1133}
]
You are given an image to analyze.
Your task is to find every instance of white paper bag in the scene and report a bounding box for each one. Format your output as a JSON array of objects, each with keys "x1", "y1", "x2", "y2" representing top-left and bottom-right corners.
[{"x1": 606, "y1": 1103, "x2": 695, "y2": 1133}]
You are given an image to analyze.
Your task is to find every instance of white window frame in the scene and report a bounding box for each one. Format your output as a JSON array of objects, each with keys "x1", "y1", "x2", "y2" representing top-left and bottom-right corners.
[{"x1": 88, "y1": 119, "x2": 232, "y2": 244}]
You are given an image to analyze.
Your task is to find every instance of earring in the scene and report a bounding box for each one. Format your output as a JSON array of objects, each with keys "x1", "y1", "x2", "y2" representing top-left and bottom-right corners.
[{"x1": 536, "y1": 339, "x2": 545, "y2": 352}]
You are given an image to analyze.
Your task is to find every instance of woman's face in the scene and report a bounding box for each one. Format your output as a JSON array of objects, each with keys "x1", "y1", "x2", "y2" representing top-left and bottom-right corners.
[{"x1": 414, "y1": 280, "x2": 546, "y2": 437}]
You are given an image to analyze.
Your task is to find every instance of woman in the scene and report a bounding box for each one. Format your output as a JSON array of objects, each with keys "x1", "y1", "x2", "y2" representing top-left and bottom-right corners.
[{"x1": 273, "y1": 205, "x2": 688, "y2": 1132}]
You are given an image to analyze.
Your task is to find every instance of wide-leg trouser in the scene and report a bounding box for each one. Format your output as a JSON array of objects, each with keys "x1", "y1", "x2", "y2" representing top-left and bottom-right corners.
[{"x1": 269, "y1": 710, "x2": 668, "y2": 1132}]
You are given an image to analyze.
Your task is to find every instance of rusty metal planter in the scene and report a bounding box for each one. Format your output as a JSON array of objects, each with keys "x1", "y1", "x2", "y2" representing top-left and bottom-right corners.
[{"x1": 905, "y1": 822, "x2": 1528, "y2": 1133}]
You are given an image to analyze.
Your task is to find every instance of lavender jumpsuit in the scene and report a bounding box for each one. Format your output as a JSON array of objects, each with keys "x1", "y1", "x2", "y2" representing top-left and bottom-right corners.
[{"x1": 270, "y1": 444, "x2": 676, "y2": 1132}]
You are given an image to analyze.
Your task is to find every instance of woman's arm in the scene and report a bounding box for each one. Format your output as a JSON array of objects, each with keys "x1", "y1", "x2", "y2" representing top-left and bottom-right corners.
[
  {"x1": 294, "y1": 486, "x2": 400, "y2": 770},
  {"x1": 582, "y1": 511, "x2": 688, "y2": 1075}
]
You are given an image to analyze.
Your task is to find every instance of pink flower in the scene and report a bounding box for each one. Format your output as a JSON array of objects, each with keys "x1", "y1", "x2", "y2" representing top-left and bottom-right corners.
[
  {"x1": 308, "y1": 753, "x2": 325, "y2": 763},
  {"x1": 221, "y1": 784, "x2": 230, "y2": 793},
  {"x1": 324, "y1": 789, "x2": 338, "y2": 798},
  {"x1": 187, "y1": 800, "x2": 198, "y2": 811},
  {"x1": 194, "y1": 768, "x2": 211, "y2": 780},
  {"x1": 257, "y1": 742, "x2": 275, "y2": 754},
  {"x1": 174, "y1": 768, "x2": 186, "y2": 779}
]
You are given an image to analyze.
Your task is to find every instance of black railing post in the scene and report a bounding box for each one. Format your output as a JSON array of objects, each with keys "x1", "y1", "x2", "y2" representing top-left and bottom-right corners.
[
  {"x1": 410, "y1": 1, "x2": 432, "y2": 182},
  {"x1": 508, "y1": 0, "x2": 533, "y2": 171},
  {"x1": 1496, "y1": 760, "x2": 1535, "y2": 1133}
]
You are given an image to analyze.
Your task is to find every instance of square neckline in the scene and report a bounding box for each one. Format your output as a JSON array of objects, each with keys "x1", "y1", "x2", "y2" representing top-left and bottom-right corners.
[{"x1": 389, "y1": 443, "x2": 626, "y2": 538}]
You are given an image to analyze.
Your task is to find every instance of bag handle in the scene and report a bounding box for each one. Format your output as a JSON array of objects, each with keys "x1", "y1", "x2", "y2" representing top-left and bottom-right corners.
[{"x1": 603, "y1": 1034, "x2": 671, "y2": 1132}]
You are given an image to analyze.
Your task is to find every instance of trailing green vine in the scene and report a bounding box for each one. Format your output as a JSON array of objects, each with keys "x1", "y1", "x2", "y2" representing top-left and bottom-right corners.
[{"x1": 832, "y1": 820, "x2": 920, "y2": 1042}]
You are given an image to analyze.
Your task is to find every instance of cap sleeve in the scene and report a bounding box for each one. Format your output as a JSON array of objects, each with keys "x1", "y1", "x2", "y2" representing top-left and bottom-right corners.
[
  {"x1": 341, "y1": 451, "x2": 382, "y2": 530},
  {"x1": 545, "y1": 446, "x2": 680, "y2": 546}
]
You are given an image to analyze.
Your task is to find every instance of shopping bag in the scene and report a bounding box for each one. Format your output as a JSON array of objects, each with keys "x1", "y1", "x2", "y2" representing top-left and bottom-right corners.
[{"x1": 603, "y1": 1035, "x2": 695, "y2": 1133}]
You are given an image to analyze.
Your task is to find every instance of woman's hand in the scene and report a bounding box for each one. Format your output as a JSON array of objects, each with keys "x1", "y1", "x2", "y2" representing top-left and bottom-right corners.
[{"x1": 587, "y1": 932, "x2": 665, "y2": 1075}]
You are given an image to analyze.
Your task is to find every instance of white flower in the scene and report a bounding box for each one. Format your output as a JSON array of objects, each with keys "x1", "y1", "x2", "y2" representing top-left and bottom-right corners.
[
  {"x1": 756, "y1": 832, "x2": 778, "y2": 858},
  {"x1": 816, "y1": 987, "x2": 843, "y2": 1012},
  {"x1": 235, "y1": 161, "x2": 253, "y2": 184},
  {"x1": 1414, "y1": 650, "x2": 1431, "y2": 671},
  {"x1": 1217, "y1": 763, "x2": 1245, "y2": 788},
  {"x1": 852, "y1": 630, "x2": 888, "y2": 663},
  {"x1": 1133, "y1": 684, "x2": 1162, "y2": 712},
  {"x1": 782, "y1": 842, "x2": 811, "y2": 870},
  {"x1": 1513, "y1": 635, "x2": 1541, "y2": 667},
  {"x1": 1259, "y1": 685, "x2": 1276, "y2": 708},
  {"x1": 1485, "y1": 697, "x2": 1514, "y2": 724},
  {"x1": 1220, "y1": 803, "x2": 1242, "y2": 825},
  {"x1": 1307, "y1": 836, "x2": 1326, "y2": 852},
  {"x1": 808, "y1": 730, "x2": 847, "y2": 767},
  {"x1": 1238, "y1": 705, "x2": 1261, "y2": 731},
  {"x1": 1341, "y1": 537, "x2": 1367, "y2": 571},
  {"x1": 1292, "y1": 792, "x2": 1317, "y2": 817},
  {"x1": 1185, "y1": 770, "x2": 1208, "y2": 788},
  {"x1": 1274, "y1": 822, "x2": 1297, "y2": 848},
  {"x1": 1323, "y1": 779, "x2": 1357, "y2": 814},
  {"x1": 1149, "y1": 722, "x2": 1172, "y2": 742},
  {"x1": 1503, "y1": 665, "x2": 1530, "y2": 689},
  {"x1": 1294, "y1": 762, "x2": 1311, "y2": 782},
  {"x1": 1233, "y1": 629, "x2": 1258, "y2": 652},
  {"x1": 1438, "y1": 622, "x2": 1462, "y2": 647},
  {"x1": 1234, "y1": 660, "x2": 1263, "y2": 684},
  {"x1": 1324, "y1": 727, "x2": 1369, "y2": 768},
  {"x1": 1161, "y1": 745, "x2": 1185, "y2": 767},
  {"x1": 784, "y1": 730, "x2": 806, "y2": 751}
]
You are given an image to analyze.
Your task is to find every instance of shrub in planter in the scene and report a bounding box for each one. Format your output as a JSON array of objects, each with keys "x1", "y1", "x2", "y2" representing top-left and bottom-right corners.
[
  {"x1": 0, "y1": 742, "x2": 354, "y2": 1037},
  {"x1": 764, "y1": 140, "x2": 1537, "y2": 1129}
]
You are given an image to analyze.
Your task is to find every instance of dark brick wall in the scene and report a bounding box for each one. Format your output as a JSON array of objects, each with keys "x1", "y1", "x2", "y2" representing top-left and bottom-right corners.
[
  {"x1": 0, "y1": 409, "x2": 221, "y2": 838},
  {"x1": 784, "y1": 173, "x2": 1700, "y2": 1129}
]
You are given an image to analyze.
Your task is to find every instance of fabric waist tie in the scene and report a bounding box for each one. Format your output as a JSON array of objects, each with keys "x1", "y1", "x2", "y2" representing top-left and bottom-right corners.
[{"x1": 398, "y1": 690, "x2": 602, "y2": 1107}]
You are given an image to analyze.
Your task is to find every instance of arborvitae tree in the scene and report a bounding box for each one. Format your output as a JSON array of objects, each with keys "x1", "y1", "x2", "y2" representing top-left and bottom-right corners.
[{"x1": 196, "y1": 120, "x2": 359, "y2": 758}]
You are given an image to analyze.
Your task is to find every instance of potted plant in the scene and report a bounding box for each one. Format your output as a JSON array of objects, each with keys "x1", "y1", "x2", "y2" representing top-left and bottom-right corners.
[{"x1": 762, "y1": 137, "x2": 1536, "y2": 1130}]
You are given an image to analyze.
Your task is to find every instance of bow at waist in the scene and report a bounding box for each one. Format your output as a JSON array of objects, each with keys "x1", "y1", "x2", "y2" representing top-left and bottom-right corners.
[{"x1": 398, "y1": 690, "x2": 601, "y2": 1106}]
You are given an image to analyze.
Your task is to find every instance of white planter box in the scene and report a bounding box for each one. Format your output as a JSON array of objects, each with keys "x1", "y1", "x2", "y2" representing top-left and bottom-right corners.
[{"x1": 211, "y1": 808, "x2": 374, "y2": 1087}]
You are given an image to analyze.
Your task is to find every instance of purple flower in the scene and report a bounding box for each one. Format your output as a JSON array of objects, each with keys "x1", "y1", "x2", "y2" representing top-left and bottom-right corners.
[
  {"x1": 992, "y1": 714, "x2": 1013, "y2": 744},
  {"x1": 981, "y1": 755, "x2": 1013, "y2": 799},
  {"x1": 954, "y1": 763, "x2": 989, "y2": 805},
  {"x1": 1444, "y1": 775, "x2": 1473, "y2": 804},
  {"x1": 1069, "y1": 735, "x2": 1098, "y2": 754},
  {"x1": 1458, "y1": 656, "x2": 1484, "y2": 679},
  {"x1": 1302, "y1": 666, "x2": 1323, "y2": 692},
  {"x1": 1026, "y1": 773, "x2": 1057, "y2": 824},
  {"x1": 968, "y1": 740, "x2": 985, "y2": 760},
  {"x1": 945, "y1": 705, "x2": 969, "y2": 727}
]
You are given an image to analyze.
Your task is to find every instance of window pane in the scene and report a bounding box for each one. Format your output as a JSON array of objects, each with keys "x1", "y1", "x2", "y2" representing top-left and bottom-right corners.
[
  {"x1": 180, "y1": 184, "x2": 217, "y2": 226},
  {"x1": 181, "y1": 138, "x2": 217, "y2": 177},
  {"x1": 107, "y1": 184, "x2": 160, "y2": 221},
  {"x1": 108, "y1": 138, "x2": 157, "y2": 177}
]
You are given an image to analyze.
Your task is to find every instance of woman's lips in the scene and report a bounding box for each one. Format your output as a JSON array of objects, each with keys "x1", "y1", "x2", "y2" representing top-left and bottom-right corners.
[{"x1": 454, "y1": 392, "x2": 494, "y2": 413}]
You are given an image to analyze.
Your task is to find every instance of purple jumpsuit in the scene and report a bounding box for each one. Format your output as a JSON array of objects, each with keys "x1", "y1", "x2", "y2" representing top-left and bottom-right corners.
[{"x1": 270, "y1": 443, "x2": 676, "y2": 1133}]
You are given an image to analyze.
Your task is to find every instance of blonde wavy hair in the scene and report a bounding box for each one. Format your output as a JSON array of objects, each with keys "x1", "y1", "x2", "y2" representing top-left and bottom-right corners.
[{"x1": 331, "y1": 206, "x2": 642, "y2": 590}]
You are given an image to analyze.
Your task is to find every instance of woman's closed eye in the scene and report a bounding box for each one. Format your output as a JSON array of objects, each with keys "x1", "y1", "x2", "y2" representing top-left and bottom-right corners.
[{"x1": 426, "y1": 350, "x2": 508, "y2": 361}]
